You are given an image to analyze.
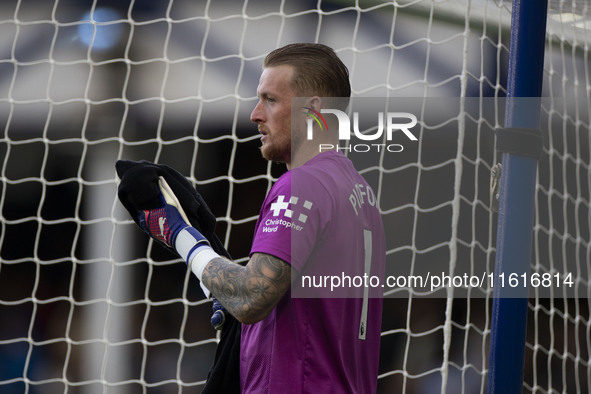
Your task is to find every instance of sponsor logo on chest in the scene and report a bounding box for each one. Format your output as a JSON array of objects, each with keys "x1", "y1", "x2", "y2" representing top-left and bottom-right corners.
[{"x1": 263, "y1": 195, "x2": 313, "y2": 232}]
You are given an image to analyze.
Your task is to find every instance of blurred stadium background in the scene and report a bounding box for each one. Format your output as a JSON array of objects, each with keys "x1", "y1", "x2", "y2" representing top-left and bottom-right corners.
[{"x1": 0, "y1": 0, "x2": 589, "y2": 393}]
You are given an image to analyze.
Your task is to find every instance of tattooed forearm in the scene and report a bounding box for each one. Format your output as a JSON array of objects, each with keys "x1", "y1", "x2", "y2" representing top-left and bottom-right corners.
[{"x1": 202, "y1": 253, "x2": 292, "y2": 324}]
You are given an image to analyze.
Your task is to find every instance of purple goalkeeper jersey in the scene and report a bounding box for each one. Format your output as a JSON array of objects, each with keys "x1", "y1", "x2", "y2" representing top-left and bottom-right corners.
[{"x1": 243, "y1": 151, "x2": 385, "y2": 393}]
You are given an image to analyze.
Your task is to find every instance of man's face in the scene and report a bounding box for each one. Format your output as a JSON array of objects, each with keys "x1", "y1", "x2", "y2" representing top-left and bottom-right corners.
[{"x1": 250, "y1": 65, "x2": 297, "y2": 164}]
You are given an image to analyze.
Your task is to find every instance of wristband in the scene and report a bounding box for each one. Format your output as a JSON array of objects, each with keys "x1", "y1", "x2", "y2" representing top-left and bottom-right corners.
[{"x1": 189, "y1": 247, "x2": 220, "y2": 282}]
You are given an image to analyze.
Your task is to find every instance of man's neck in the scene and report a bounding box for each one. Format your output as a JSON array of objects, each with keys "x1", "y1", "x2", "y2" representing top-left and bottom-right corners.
[{"x1": 287, "y1": 140, "x2": 337, "y2": 170}]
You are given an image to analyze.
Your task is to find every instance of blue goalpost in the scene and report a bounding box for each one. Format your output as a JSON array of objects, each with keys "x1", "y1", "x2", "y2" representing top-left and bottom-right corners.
[{"x1": 487, "y1": 0, "x2": 548, "y2": 393}]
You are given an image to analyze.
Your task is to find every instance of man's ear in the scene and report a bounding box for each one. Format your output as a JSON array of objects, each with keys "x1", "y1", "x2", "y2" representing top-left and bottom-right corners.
[{"x1": 306, "y1": 96, "x2": 322, "y2": 112}]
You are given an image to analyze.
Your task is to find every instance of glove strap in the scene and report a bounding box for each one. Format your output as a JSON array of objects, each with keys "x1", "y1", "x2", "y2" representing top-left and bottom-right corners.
[
  {"x1": 174, "y1": 227, "x2": 208, "y2": 262},
  {"x1": 174, "y1": 227, "x2": 219, "y2": 297}
]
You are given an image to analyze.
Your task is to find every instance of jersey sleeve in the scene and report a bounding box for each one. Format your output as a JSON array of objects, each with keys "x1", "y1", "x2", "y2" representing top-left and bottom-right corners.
[{"x1": 249, "y1": 170, "x2": 326, "y2": 273}]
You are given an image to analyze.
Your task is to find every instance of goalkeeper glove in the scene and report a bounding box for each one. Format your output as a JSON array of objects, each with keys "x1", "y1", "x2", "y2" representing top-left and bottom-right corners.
[
  {"x1": 211, "y1": 298, "x2": 226, "y2": 330},
  {"x1": 139, "y1": 176, "x2": 219, "y2": 281}
]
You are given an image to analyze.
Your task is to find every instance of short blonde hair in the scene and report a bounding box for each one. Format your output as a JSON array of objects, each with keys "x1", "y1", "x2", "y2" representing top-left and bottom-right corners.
[{"x1": 264, "y1": 43, "x2": 351, "y2": 109}]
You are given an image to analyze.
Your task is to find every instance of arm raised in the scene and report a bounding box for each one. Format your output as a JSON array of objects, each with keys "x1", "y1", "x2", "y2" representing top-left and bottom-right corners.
[{"x1": 133, "y1": 176, "x2": 293, "y2": 325}]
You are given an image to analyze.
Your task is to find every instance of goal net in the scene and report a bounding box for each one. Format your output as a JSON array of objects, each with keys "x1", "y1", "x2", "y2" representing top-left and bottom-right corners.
[{"x1": 0, "y1": 0, "x2": 588, "y2": 393}]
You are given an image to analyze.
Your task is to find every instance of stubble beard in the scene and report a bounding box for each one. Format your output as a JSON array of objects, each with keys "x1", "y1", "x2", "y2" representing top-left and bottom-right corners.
[{"x1": 260, "y1": 133, "x2": 291, "y2": 164}]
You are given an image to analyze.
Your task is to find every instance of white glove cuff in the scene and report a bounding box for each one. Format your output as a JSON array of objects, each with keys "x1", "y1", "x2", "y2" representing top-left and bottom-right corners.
[{"x1": 174, "y1": 227, "x2": 209, "y2": 261}]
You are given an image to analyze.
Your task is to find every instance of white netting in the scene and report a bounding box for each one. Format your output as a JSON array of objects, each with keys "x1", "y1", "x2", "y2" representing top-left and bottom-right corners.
[{"x1": 0, "y1": 0, "x2": 589, "y2": 393}]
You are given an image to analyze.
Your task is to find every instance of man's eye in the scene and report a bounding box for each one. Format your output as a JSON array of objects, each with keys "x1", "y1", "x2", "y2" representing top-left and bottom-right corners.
[{"x1": 267, "y1": 97, "x2": 276, "y2": 103}]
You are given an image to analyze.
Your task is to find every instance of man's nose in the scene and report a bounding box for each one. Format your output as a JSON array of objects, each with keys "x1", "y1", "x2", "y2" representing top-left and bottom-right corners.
[{"x1": 250, "y1": 100, "x2": 264, "y2": 124}]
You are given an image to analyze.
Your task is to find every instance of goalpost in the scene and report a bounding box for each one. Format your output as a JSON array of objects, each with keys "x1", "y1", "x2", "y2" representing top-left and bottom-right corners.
[{"x1": 0, "y1": 1, "x2": 589, "y2": 393}]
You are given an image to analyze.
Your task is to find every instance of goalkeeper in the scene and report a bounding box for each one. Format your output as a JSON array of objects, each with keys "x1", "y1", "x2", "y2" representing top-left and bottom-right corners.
[{"x1": 122, "y1": 43, "x2": 385, "y2": 393}]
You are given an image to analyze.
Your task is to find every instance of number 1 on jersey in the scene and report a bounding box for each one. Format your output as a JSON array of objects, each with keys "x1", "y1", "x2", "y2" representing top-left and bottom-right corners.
[{"x1": 359, "y1": 229, "x2": 372, "y2": 340}]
